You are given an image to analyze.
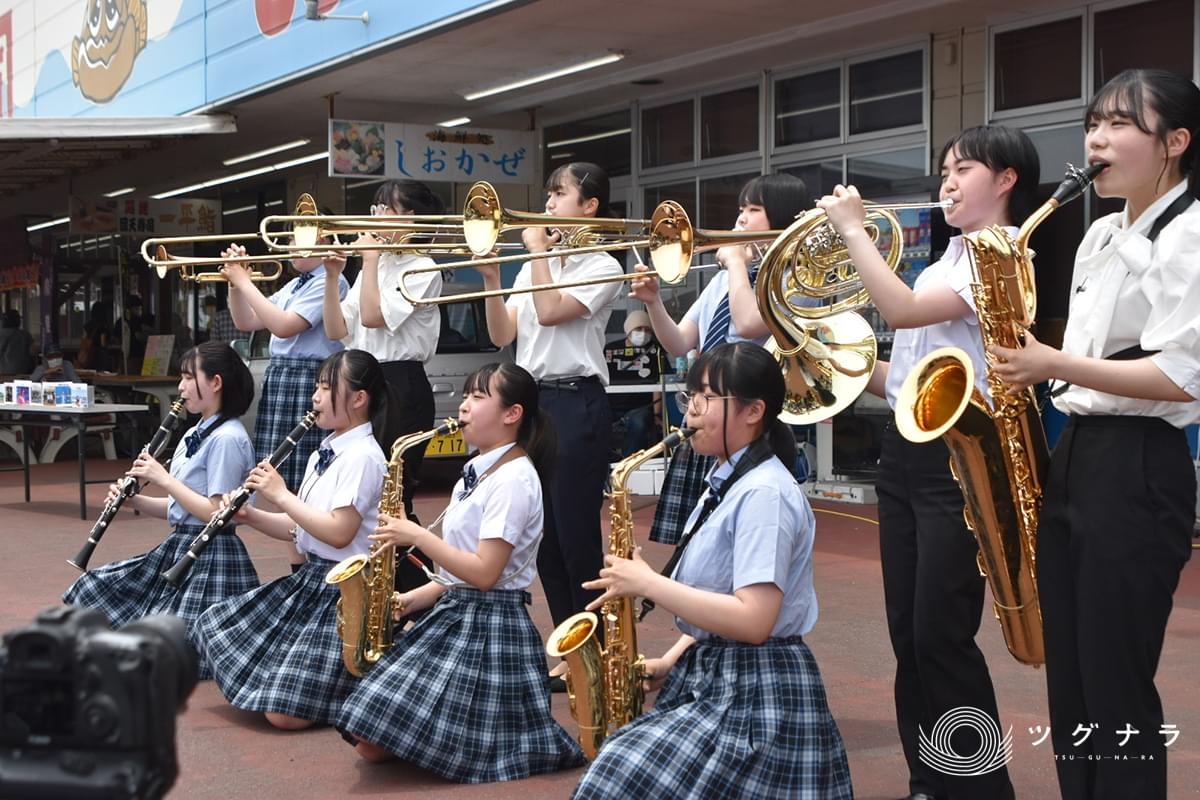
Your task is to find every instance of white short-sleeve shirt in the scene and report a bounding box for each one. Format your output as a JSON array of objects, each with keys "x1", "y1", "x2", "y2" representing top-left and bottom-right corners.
[
  {"x1": 292, "y1": 422, "x2": 387, "y2": 561},
  {"x1": 438, "y1": 442, "x2": 543, "y2": 590},
  {"x1": 683, "y1": 270, "x2": 769, "y2": 350},
  {"x1": 339, "y1": 252, "x2": 442, "y2": 363},
  {"x1": 1052, "y1": 180, "x2": 1200, "y2": 426},
  {"x1": 505, "y1": 250, "x2": 623, "y2": 382},
  {"x1": 884, "y1": 229, "x2": 1013, "y2": 410}
]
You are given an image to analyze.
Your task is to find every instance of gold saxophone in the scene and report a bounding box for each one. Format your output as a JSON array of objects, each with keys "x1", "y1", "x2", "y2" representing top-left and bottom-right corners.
[
  {"x1": 546, "y1": 427, "x2": 695, "y2": 758},
  {"x1": 325, "y1": 419, "x2": 462, "y2": 676},
  {"x1": 894, "y1": 164, "x2": 1102, "y2": 666}
]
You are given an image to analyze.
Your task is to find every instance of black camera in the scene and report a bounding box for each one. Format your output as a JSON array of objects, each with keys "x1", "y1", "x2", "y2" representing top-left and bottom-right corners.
[{"x1": 0, "y1": 606, "x2": 198, "y2": 799}]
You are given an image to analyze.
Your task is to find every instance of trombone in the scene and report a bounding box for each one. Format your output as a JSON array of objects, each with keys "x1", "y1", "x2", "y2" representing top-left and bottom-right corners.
[
  {"x1": 261, "y1": 192, "x2": 467, "y2": 252},
  {"x1": 397, "y1": 200, "x2": 786, "y2": 305},
  {"x1": 140, "y1": 234, "x2": 284, "y2": 283}
]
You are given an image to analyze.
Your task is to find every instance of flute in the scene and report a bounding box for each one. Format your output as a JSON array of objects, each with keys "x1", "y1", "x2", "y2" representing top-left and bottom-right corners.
[
  {"x1": 68, "y1": 400, "x2": 188, "y2": 572},
  {"x1": 162, "y1": 411, "x2": 318, "y2": 587}
]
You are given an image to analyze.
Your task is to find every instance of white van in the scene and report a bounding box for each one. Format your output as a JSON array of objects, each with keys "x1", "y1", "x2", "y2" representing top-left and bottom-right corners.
[{"x1": 234, "y1": 283, "x2": 511, "y2": 460}]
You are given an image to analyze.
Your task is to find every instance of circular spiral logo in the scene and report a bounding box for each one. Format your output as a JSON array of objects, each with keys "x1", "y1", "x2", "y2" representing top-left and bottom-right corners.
[{"x1": 918, "y1": 706, "x2": 1013, "y2": 776}]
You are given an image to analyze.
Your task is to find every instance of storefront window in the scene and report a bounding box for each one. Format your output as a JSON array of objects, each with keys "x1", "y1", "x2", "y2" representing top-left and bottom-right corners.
[
  {"x1": 543, "y1": 110, "x2": 632, "y2": 179},
  {"x1": 993, "y1": 17, "x2": 1082, "y2": 111},
  {"x1": 699, "y1": 171, "x2": 759, "y2": 230},
  {"x1": 775, "y1": 68, "x2": 840, "y2": 147},
  {"x1": 849, "y1": 50, "x2": 923, "y2": 135},
  {"x1": 644, "y1": 180, "x2": 695, "y2": 225},
  {"x1": 642, "y1": 100, "x2": 695, "y2": 169},
  {"x1": 847, "y1": 147, "x2": 928, "y2": 197},
  {"x1": 700, "y1": 86, "x2": 759, "y2": 159},
  {"x1": 781, "y1": 160, "x2": 842, "y2": 201},
  {"x1": 1093, "y1": 0, "x2": 1192, "y2": 88}
]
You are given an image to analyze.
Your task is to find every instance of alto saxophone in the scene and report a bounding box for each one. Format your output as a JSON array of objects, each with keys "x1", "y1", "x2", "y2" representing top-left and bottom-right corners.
[
  {"x1": 546, "y1": 427, "x2": 695, "y2": 758},
  {"x1": 894, "y1": 163, "x2": 1102, "y2": 666},
  {"x1": 326, "y1": 419, "x2": 461, "y2": 677}
]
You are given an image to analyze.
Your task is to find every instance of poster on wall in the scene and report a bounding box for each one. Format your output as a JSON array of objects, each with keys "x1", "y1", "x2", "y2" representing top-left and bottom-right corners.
[
  {"x1": 329, "y1": 120, "x2": 536, "y2": 185},
  {"x1": 68, "y1": 196, "x2": 222, "y2": 236}
]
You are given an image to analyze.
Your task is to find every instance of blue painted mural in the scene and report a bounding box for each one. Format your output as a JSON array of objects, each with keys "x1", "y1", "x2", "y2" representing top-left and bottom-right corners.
[{"x1": 0, "y1": 0, "x2": 509, "y2": 118}]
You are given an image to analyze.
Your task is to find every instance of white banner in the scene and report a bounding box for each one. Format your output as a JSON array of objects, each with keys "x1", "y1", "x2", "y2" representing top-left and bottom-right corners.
[
  {"x1": 329, "y1": 120, "x2": 535, "y2": 184},
  {"x1": 68, "y1": 196, "x2": 222, "y2": 236}
]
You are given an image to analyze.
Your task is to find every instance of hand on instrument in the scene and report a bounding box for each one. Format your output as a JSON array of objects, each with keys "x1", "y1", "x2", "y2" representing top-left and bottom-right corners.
[
  {"x1": 370, "y1": 512, "x2": 426, "y2": 550},
  {"x1": 216, "y1": 492, "x2": 253, "y2": 523},
  {"x1": 472, "y1": 257, "x2": 502, "y2": 286},
  {"x1": 105, "y1": 480, "x2": 135, "y2": 509},
  {"x1": 641, "y1": 656, "x2": 675, "y2": 693},
  {"x1": 244, "y1": 461, "x2": 286, "y2": 504},
  {"x1": 522, "y1": 225, "x2": 561, "y2": 254},
  {"x1": 354, "y1": 231, "x2": 383, "y2": 264},
  {"x1": 322, "y1": 251, "x2": 348, "y2": 274},
  {"x1": 716, "y1": 242, "x2": 754, "y2": 272},
  {"x1": 220, "y1": 245, "x2": 253, "y2": 287},
  {"x1": 815, "y1": 184, "x2": 867, "y2": 240},
  {"x1": 989, "y1": 329, "x2": 1060, "y2": 393},
  {"x1": 127, "y1": 452, "x2": 168, "y2": 487},
  {"x1": 583, "y1": 547, "x2": 656, "y2": 609},
  {"x1": 628, "y1": 263, "x2": 660, "y2": 304}
]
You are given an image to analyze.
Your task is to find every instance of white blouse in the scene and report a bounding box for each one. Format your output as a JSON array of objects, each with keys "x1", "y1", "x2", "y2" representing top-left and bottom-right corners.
[
  {"x1": 884, "y1": 229, "x2": 1012, "y2": 410},
  {"x1": 439, "y1": 443, "x2": 543, "y2": 590},
  {"x1": 1052, "y1": 180, "x2": 1200, "y2": 427},
  {"x1": 293, "y1": 422, "x2": 387, "y2": 561},
  {"x1": 505, "y1": 249, "x2": 623, "y2": 382},
  {"x1": 339, "y1": 252, "x2": 442, "y2": 363}
]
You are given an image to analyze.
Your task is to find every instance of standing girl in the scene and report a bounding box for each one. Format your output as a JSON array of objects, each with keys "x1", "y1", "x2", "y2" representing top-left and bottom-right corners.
[
  {"x1": 818, "y1": 124, "x2": 1038, "y2": 800},
  {"x1": 476, "y1": 162, "x2": 622, "y2": 644},
  {"x1": 992, "y1": 69, "x2": 1200, "y2": 800},
  {"x1": 573, "y1": 342, "x2": 852, "y2": 800},
  {"x1": 64, "y1": 342, "x2": 258, "y2": 673},
  {"x1": 630, "y1": 173, "x2": 808, "y2": 546},
  {"x1": 322, "y1": 179, "x2": 445, "y2": 602},
  {"x1": 194, "y1": 349, "x2": 388, "y2": 730},
  {"x1": 336, "y1": 362, "x2": 587, "y2": 782}
]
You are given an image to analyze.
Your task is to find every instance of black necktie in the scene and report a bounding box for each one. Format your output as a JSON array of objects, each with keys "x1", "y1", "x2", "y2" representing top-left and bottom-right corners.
[
  {"x1": 292, "y1": 271, "x2": 314, "y2": 294},
  {"x1": 458, "y1": 464, "x2": 478, "y2": 500},
  {"x1": 315, "y1": 446, "x2": 335, "y2": 475},
  {"x1": 184, "y1": 429, "x2": 204, "y2": 457}
]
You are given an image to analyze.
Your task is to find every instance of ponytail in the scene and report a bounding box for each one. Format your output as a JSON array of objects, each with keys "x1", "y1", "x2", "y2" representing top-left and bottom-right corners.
[{"x1": 317, "y1": 349, "x2": 392, "y2": 448}]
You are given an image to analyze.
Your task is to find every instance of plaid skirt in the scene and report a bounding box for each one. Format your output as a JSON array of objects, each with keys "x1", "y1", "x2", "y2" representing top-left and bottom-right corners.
[
  {"x1": 572, "y1": 636, "x2": 853, "y2": 800},
  {"x1": 648, "y1": 442, "x2": 714, "y2": 545},
  {"x1": 337, "y1": 586, "x2": 587, "y2": 783},
  {"x1": 194, "y1": 556, "x2": 358, "y2": 724},
  {"x1": 62, "y1": 524, "x2": 259, "y2": 680},
  {"x1": 254, "y1": 356, "x2": 323, "y2": 492}
]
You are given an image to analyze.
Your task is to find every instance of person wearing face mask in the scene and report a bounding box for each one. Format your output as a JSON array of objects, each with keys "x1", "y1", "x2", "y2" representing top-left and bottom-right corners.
[
  {"x1": 613, "y1": 309, "x2": 663, "y2": 456},
  {"x1": 31, "y1": 347, "x2": 80, "y2": 382},
  {"x1": 629, "y1": 174, "x2": 808, "y2": 548}
]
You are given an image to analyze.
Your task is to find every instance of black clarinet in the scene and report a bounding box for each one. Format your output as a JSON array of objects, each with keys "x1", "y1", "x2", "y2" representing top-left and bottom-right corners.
[
  {"x1": 163, "y1": 411, "x2": 318, "y2": 587},
  {"x1": 68, "y1": 400, "x2": 188, "y2": 572}
]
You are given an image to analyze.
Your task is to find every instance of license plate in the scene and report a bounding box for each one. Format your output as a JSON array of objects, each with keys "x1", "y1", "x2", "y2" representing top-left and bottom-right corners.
[{"x1": 425, "y1": 431, "x2": 466, "y2": 457}]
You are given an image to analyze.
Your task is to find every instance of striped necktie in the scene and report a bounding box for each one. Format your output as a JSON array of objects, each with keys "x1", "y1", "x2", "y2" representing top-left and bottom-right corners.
[{"x1": 700, "y1": 264, "x2": 759, "y2": 353}]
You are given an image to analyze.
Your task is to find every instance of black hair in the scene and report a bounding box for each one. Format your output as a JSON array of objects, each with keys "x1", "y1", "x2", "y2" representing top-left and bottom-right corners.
[
  {"x1": 686, "y1": 342, "x2": 796, "y2": 466},
  {"x1": 1, "y1": 309, "x2": 18, "y2": 328},
  {"x1": 938, "y1": 125, "x2": 1041, "y2": 225},
  {"x1": 738, "y1": 173, "x2": 809, "y2": 230},
  {"x1": 179, "y1": 341, "x2": 254, "y2": 419},
  {"x1": 545, "y1": 161, "x2": 610, "y2": 217},
  {"x1": 461, "y1": 362, "x2": 557, "y2": 480},
  {"x1": 316, "y1": 349, "x2": 391, "y2": 445},
  {"x1": 373, "y1": 180, "x2": 446, "y2": 215},
  {"x1": 1086, "y1": 68, "x2": 1200, "y2": 198}
]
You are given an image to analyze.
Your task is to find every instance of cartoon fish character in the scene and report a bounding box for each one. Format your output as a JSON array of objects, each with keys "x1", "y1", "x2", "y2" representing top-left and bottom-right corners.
[{"x1": 71, "y1": 0, "x2": 148, "y2": 104}]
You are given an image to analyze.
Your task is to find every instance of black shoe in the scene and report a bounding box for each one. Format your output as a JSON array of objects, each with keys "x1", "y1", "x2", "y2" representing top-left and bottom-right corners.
[{"x1": 548, "y1": 675, "x2": 567, "y2": 693}]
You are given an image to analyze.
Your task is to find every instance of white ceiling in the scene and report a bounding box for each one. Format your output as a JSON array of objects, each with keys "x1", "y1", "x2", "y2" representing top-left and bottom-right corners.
[{"x1": 6, "y1": 0, "x2": 1083, "y2": 221}]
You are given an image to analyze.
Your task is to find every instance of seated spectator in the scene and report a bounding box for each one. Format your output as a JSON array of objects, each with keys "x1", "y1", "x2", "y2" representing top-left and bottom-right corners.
[{"x1": 31, "y1": 346, "x2": 80, "y2": 382}]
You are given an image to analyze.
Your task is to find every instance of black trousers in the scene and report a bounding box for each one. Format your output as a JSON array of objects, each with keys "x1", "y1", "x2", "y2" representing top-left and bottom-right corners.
[
  {"x1": 877, "y1": 422, "x2": 1014, "y2": 800},
  {"x1": 1039, "y1": 415, "x2": 1194, "y2": 800},
  {"x1": 379, "y1": 360, "x2": 436, "y2": 599},
  {"x1": 536, "y1": 377, "x2": 611, "y2": 630}
]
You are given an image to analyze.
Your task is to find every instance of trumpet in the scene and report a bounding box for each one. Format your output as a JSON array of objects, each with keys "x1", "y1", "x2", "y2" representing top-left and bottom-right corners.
[
  {"x1": 141, "y1": 234, "x2": 284, "y2": 283},
  {"x1": 397, "y1": 200, "x2": 784, "y2": 306},
  {"x1": 261, "y1": 192, "x2": 467, "y2": 252}
]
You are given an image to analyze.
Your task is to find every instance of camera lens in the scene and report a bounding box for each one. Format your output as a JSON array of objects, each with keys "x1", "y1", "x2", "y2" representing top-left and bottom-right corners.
[{"x1": 118, "y1": 615, "x2": 199, "y2": 707}]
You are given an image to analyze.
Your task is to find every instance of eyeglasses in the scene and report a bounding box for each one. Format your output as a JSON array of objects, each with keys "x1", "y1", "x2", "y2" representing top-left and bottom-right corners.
[{"x1": 675, "y1": 391, "x2": 737, "y2": 415}]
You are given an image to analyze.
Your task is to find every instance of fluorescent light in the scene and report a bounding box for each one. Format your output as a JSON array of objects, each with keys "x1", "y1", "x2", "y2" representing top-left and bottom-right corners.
[
  {"x1": 152, "y1": 151, "x2": 328, "y2": 199},
  {"x1": 435, "y1": 116, "x2": 471, "y2": 128},
  {"x1": 223, "y1": 138, "x2": 311, "y2": 166},
  {"x1": 27, "y1": 216, "x2": 69, "y2": 232},
  {"x1": 103, "y1": 186, "x2": 136, "y2": 198},
  {"x1": 546, "y1": 127, "x2": 631, "y2": 148},
  {"x1": 222, "y1": 199, "x2": 285, "y2": 216},
  {"x1": 463, "y1": 52, "x2": 625, "y2": 101}
]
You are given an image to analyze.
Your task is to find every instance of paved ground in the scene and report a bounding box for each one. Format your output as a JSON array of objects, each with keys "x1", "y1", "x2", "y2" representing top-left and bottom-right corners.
[{"x1": 1, "y1": 456, "x2": 1197, "y2": 799}]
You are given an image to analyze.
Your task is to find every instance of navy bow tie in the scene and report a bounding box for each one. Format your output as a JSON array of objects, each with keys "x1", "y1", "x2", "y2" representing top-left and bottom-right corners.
[
  {"x1": 458, "y1": 464, "x2": 478, "y2": 499},
  {"x1": 184, "y1": 430, "x2": 204, "y2": 457},
  {"x1": 292, "y1": 271, "x2": 315, "y2": 293},
  {"x1": 315, "y1": 446, "x2": 336, "y2": 475}
]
